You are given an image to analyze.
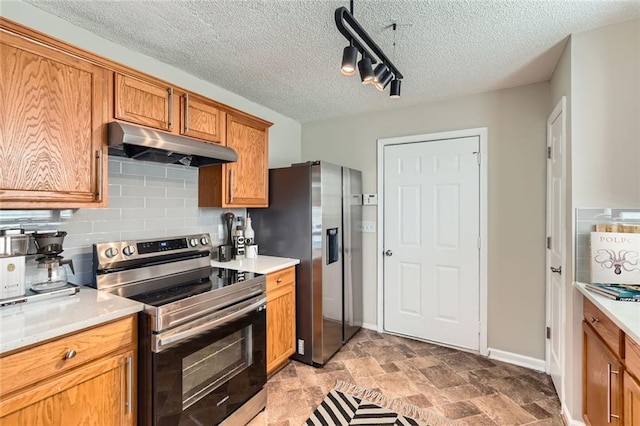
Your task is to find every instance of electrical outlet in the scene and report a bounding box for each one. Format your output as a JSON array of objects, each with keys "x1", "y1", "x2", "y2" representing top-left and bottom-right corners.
[{"x1": 217, "y1": 224, "x2": 225, "y2": 240}]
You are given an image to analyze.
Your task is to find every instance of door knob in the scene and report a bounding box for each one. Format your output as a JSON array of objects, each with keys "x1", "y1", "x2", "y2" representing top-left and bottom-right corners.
[
  {"x1": 384, "y1": 250, "x2": 393, "y2": 256},
  {"x1": 550, "y1": 266, "x2": 562, "y2": 275}
]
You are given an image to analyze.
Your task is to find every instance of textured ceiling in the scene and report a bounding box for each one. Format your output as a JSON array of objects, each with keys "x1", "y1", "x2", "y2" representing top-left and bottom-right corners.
[{"x1": 25, "y1": 0, "x2": 640, "y2": 123}]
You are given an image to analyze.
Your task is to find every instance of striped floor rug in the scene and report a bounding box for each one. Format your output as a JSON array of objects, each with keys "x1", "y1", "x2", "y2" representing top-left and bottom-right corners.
[{"x1": 305, "y1": 381, "x2": 454, "y2": 426}]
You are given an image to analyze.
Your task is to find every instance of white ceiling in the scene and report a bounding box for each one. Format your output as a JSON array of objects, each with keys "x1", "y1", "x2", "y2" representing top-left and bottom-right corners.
[{"x1": 25, "y1": 0, "x2": 640, "y2": 123}]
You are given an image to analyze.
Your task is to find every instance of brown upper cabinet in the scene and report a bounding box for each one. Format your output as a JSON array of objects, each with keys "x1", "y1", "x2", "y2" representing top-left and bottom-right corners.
[
  {"x1": 198, "y1": 113, "x2": 271, "y2": 208},
  {"x1": 114, "y1": 73, "x2": 226, "y2": 145},
  {"x1": 0, "y1": 26, "x2": 108, "y2": 208}
]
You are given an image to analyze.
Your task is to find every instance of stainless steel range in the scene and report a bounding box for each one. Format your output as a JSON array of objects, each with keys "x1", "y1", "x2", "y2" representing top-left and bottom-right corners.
[{"x1": 93, "y1": 233, "x2": 267, "y2": 426}]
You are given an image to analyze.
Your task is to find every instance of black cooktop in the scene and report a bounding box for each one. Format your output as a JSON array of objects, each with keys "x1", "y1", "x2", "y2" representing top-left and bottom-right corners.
[{"x1": 128, "y1": 267, "x2": 263, "y2": 307}]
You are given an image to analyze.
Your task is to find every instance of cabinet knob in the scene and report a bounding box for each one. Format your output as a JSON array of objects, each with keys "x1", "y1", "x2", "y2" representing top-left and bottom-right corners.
[
  {"x1": 590, "y1": 316, "x2": 599, "y2": 324},
  {"x1": 63, "y1": 350, "x2": 77, "y2": 360},
  {"x1": 276, "y1": 278, "x2": 282, "y2": 284}
]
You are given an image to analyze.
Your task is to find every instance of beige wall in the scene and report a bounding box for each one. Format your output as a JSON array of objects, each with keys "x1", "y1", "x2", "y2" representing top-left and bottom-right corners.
[
  {"x1": 302, "y1": 82, "x2": 550, "y2": 360},
  {"x1": 572, "y1": 18, "x2": 640, "y2": 207},
  {"x1": 554, "y1": 18, "x2": 640, "y2": 424},
  {"x1": 0, "y1": 1, "x2": 302, "y2": 168}
]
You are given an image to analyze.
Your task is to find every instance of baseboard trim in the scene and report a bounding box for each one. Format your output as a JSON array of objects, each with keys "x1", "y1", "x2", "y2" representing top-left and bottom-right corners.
[
  {"x1": 361, "y1": 322, "x2": 378, "y2": 331},
  {"x1": 487, "y1": 348, "x2": 546, "y2": 372},
  {"x1": 562, "y1": 404, "x2": 585, "y2": 426}
]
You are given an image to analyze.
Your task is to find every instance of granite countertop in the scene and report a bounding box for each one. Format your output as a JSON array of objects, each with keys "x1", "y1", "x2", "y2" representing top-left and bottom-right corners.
[
  {"x1": 575, "y1": 282, "x2": 640, "y2": 344},
  {"x1": 211, "y1": 255, "x2": 300, "y2": 275},
  {"x1": 0, "y1": 286, "x2": 143, "y2": 354}
]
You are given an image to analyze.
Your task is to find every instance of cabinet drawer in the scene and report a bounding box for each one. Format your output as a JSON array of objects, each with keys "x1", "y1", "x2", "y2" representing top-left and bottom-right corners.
[
  {"x1": 0, "y1": 316, "x2": 135, "y2": 396},
  {"x1": 584, "y1": 298, "x2": 623, "y2": 358},
  {"x1": 266, "y1": 266, "x2": 295, "y2": 294},
  {"x1": 626, "y1": 335, "x2": 640, "y2": 382}
]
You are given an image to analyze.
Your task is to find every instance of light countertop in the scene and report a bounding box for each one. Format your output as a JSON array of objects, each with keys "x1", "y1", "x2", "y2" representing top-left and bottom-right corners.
[
  {"x1": 575, "y1": 282, "x2": 640, "y2": 344},
  {"x1": 211, "y1": 255, "x2": 300, "y2": 275},
  {"x1": 0, "y1": 286, "x2": 143, "y2": 354}
]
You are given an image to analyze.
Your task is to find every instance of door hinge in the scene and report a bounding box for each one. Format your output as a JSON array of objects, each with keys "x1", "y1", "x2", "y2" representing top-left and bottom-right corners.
[
  {"x1": 473, "y1": 151, "x2": 481, "y2": 165},
  {"x1": 547, "y1": 236, "x2": 551, "y2": 250},
  {"x1": 546, "y1": 326, "x2": 551, "y2": 339},
  {"x1": 547, "y1": 146, "x2": 552, "y2": 159}
]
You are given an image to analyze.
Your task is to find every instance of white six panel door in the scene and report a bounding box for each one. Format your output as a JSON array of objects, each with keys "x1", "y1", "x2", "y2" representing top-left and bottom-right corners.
[{"x1": 383, "y1": 137, "x2": 480, "y2": 350}]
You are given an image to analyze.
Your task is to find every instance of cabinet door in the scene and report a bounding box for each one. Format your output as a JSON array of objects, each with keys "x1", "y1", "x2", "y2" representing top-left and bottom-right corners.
[
  {"x1": 624, "y1": 371, "x2": 640, "y2": 426},
  {"x1": 0, "y1": 30, "x2": 107, "y2": 208},
  {"x1": 1, "y1": 350, "x2": 134, "y2": 426},
  {"x1": 225, "y1": 114, "x2": 269, "y2": 207},
  {"x1": 584, "y1": 322, "x2": 622, "y2": 426},
  {"x1": 115, "y1": 73, "x2": 172, "y2": 131},
  {"x1": 266, "y1": 281, "x2": 296, "y2": 375},
  {"x1": 180, "y1": 93, "x2": 226, "y2": 144}
]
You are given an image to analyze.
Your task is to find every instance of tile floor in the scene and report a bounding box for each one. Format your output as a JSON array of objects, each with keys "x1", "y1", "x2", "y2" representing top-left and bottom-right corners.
[{"x1": 247, "y1": 328, "x2": 564, "y2": 426}]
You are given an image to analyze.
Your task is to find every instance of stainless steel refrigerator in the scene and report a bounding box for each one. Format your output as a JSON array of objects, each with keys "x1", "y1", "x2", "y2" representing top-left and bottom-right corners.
[{"x1": 249, "y1": 161, "x2": 363, "y2": 366}]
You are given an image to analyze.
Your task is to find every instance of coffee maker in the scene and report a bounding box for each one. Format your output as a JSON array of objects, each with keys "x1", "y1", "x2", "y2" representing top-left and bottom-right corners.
[
  {"x1": 0, "y1": 229, "x2": 29, "y2": 300},
  {"x1": 27, "y1": 231, "x2": 75, "y2": 292}
]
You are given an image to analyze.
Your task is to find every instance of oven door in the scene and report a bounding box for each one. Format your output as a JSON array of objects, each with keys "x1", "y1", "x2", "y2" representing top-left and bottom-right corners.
[{"x1": 145, "y1": 295, "x2": 266, "y2": 426}]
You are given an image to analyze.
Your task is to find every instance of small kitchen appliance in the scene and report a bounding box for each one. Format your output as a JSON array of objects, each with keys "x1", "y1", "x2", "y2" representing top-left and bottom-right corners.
[
  {"x1": 218, "y1": 212, "x2": 235, "y2": 262},
  {"x1": 93, "y1": 233, "x2": 267, "y2": 425},
  {"x1": 0, "y1": 229, "x2": 29, "y2": 300},
  {"x1": 29, "y1": 231, "x2": 75, "y2": 292}
]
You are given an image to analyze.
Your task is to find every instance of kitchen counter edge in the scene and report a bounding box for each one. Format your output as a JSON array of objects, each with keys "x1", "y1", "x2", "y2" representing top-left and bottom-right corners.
[
  {"x1": 0, "y1": 286, "x2": 144, "y2": 355},
  {"x1": 211, "y1": 255, "x2": 300, "y2": 275},
  {"x1": 575, "y1": 281, "x2": 640, "y2": 344}
]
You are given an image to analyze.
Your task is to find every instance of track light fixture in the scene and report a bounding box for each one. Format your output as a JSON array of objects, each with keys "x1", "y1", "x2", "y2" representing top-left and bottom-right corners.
[
  {"x1": 341, "y1": 41, "x2": 358, "y2": 75},
  {"x1": 335, "y1": 0, "x2": 403, "y2": 98}
]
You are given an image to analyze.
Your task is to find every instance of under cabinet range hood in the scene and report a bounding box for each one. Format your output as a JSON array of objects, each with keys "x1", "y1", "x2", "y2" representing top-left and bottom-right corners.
[{"x1": 108, "y1": 122, "x2": 238, "y2": 167}]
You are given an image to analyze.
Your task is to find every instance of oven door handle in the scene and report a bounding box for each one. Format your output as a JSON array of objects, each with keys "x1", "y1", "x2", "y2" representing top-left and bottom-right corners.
[{"x1": 153, "y1": 296, "x2": 266, "y2": 352}]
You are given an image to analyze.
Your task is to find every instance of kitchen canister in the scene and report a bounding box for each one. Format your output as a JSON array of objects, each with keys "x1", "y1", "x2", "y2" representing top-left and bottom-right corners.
[{"x1": 246, "y1": 245, "x2": 258, "y2": 259}]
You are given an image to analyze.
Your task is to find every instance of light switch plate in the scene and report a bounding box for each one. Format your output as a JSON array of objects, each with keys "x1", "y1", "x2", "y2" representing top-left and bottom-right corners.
[
  {"x1": 363, "y1": 194, "x2": 378, "y2": 205},
  {"x1": 217, "y1": 224, "x2": 225, "y2": 240}
]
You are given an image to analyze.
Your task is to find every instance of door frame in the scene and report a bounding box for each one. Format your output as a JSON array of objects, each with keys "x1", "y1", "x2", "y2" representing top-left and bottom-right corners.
[
  {"x1": 376, "y1": 128, "x2": 489, "y2": 356},
  {"x1": 545, "y1": 96, "x2": 567, "y2": 398}
]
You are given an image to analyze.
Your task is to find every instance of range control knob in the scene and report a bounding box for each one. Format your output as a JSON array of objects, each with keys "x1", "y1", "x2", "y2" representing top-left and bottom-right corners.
[
  {"x1": 123, "y1": 245, "x2": 136, "y2": 256},
  {"x1": 200, "y1": 237, "x2": 209, "y2": 246},
  {"x1": 189, "y1": 238, "x2": 199, "y2": 247},
  {"x1": 105, "y1": 247, "x2": 118, "y2": 258}
]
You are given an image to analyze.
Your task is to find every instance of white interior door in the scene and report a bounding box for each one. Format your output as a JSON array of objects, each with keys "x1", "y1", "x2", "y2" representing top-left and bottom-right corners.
[
  {"x1": 546, "y1": 97, "x2": 566, "y2": 399},
  {"x1": 383, "y1": 137, "x2": 480, "y2": 350}
]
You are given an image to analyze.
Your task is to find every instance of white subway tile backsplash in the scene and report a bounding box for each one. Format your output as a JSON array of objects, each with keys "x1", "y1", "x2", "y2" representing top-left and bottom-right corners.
[
  {"x1": 122, "y1": 162, "x2": 167, "y2": 178},
  {"x1": 167, "y1": 167, "x2": 197, "y2": 180},
  {"x1": 145, "y1": 177, "x2": 185, "y2": 189},
  {"x1": 109, "y1": 174, "x2": 144, "y2": 187},
  {"x1": 166, "y1": 187, "x2": 198, "y2": 198},
  {"x1": 575, "y1": 207, "x2": 640, "y2": 284},
  {"x1": 109, "y1": 196, "x2": 145, "y2": 208},
  {"x1": 167, "y1": 207, "x2": 198, "y2": 218},
  {"x1": 72, "y1": 208, "x2": 121, "y2": 221},
  {"x1": 94, "y1": 218, "x2": 146, "y2": 233},
  {"x1": 121, "y1": 185, "x2": 165, "y2": 198},
  {"x1": 145, "y1": 217, "x2": 184, "y2": 231},
  {"x1": 122, "y1": 208, "x2": 165, "y2": 219},
  {"x1": 108, "y1": 184, "x2": 121, "y2": 197},
  {"x1": 58, "y1": 220, "x2": 93, "y2": 235},
  {"x1": 2, "y1": 158, "x2": 243, "y2": 285}
]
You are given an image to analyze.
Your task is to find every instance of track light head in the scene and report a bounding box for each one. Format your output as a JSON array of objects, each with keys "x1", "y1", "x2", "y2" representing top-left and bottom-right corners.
[
  {"x1": 373, "y1": 64, "x2": 388, "y2": 82},
  {"x1": 390, "y1": 79, "x2": 401, "y2": 98},
  {"x1": 374, "y1": 70, "x2": 393, "y2": 91},
  {"x1": 358, "y1": 56, "x2": 374, "y2": 84},
  {"x1": 341, "y1": 45, "x2": 358, "y2": 76}
]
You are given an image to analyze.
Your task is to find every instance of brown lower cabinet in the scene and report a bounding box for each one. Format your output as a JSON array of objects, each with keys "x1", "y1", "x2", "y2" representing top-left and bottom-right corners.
[
  {"x1": 0, "y1": 315, "x2": 137, "y2": 426},
  {"x1": 583, "y1": 321, "x2": 622, "y2": 425},
  {"x1": 266, "y1": 266, "x2": 296, "y2": 375},
  {"x1": 624, "y1": 371, "x2": 640, "y2": 425}
]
